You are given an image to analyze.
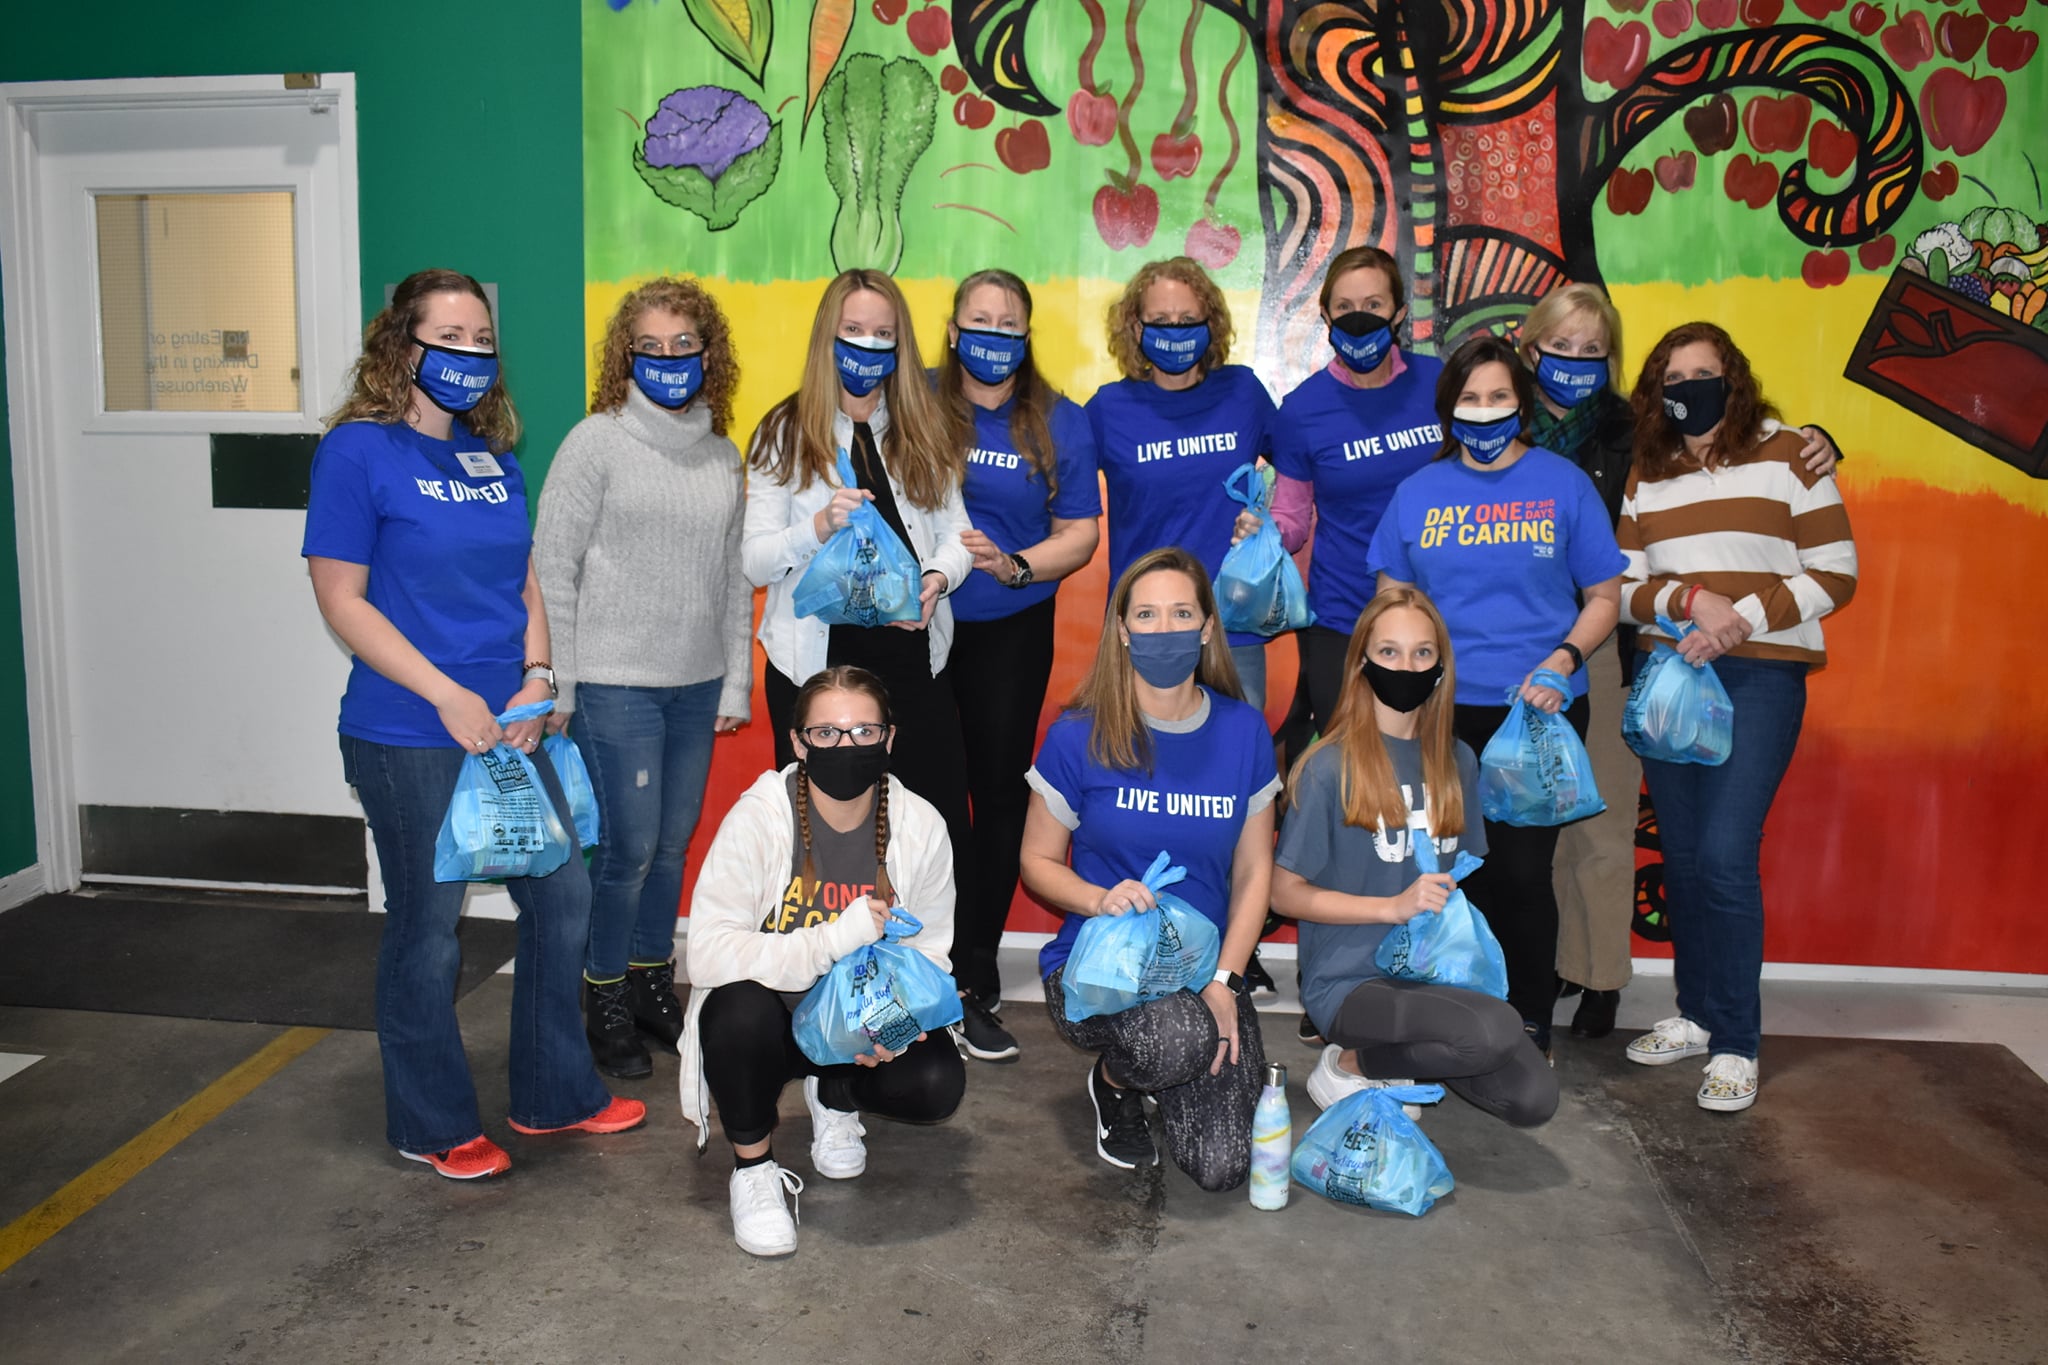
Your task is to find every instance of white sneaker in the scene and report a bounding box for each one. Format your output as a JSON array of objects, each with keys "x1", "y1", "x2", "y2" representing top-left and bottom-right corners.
[
  {"x1": 728, "y1": 1160, "x2": 802, "y2": 1257},
  {"x1": 1305, "y1": 1044, "x2": 1422, "y2": 1120},
  {"x1": 804, "y1": 1075, "x2": 868, "y2": 1179},
  {"x1": 1626, "y1": 1015, "x2": 1711, "y2": 1066},
  {"x1": 1697, "y1": 1055, "x2": 1759, "y2": 1112}
]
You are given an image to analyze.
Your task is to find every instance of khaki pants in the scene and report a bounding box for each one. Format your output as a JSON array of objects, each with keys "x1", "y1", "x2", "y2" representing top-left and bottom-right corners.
[{"x1": 1553, "y1": 637, "x2": 1637, "y2": 992}]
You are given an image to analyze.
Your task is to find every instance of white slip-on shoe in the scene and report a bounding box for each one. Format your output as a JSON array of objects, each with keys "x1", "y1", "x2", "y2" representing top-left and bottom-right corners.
[
  {"x1": 729, "y1": 1160, "x2": 802, "y2": 1257},
  {"x1": 1626, "y1": 1015, "x2": 1711, "y2": 1066},
  {"x1": 1696, "y1": 1054, "x2": 1759, "y2": 1113},
  {"x1": 804, "y1": 1075, "x2": 868, "y2": 1179}
]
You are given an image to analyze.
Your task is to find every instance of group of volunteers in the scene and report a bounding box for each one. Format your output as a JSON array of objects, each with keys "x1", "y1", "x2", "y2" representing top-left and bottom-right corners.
[{"x1": 302, "y1": 244, "x2": 1857, "y2": 1257}]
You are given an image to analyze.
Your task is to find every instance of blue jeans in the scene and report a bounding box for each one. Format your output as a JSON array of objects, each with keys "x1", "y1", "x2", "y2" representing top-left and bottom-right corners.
[
  {"x1": 342, "y1": 736, "x2": 612, "y2": 1153},
  {"x1": 1640, "y1": 655, "x2": 1808, "y2": 1061},
  {"x1": 572, "y1": 680, "x2": 721, "y2": 980},
  {"x1": 1229, "y1": 640, "x2": 1268, "y2": 716}
]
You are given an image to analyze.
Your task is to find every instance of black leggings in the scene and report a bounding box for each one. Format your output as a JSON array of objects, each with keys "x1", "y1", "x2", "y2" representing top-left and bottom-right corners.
[
  {"x1": 697, "y1": 979, "x2": 965, "y2": 1147},
  {"x1": 1325, "y1": 976, "x2": 1558, "y2": 1127},
  {"x1": 1296, "y1": 623, "x2": 1355, "y2": 744}
]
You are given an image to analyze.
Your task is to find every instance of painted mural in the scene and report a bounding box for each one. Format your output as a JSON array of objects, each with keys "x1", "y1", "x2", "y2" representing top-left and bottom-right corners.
[{"x1": 583, "y1": 0, "x2": 2048, "y2": 974}]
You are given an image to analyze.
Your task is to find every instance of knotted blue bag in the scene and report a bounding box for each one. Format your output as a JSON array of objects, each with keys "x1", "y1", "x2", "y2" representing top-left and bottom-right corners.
[
  {"x1": 1479, "y1": 669, "x2": 1606, "y2": 827},
  {"x1": 433, "y1": 701, "x2": 575, "y2": 882},
  {"x1": 1373, "y1": 835, "x2": 1507, "y2": 999},
  {"x1": 792, "y1": 908, "x2": 965, "y2": 1066},
  {"x1": 1291, "y1": 1084, "x2": 1455, "y2": 1216},
  {"x1": 1622, "y1": 614, "x2": 1735, "y2": 766},
  {"x1": 1213, "y1": 462, "x2": 1314, "y2": 636},
  {"x1": 542, "y1": 732, "x2": 601, "y2": 848},
  {"x1": 1062, "y1": 851, "x2": 1223, "y2": 1023},
  {"x1": 791, "y1": 447, "x2": 922, "y2": 628}
]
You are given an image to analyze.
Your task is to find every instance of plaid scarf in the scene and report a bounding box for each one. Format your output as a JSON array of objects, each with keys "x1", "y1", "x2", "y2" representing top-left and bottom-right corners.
[{"x1": 1528, "y1": 393, "x2": 1608, "y2": 463}]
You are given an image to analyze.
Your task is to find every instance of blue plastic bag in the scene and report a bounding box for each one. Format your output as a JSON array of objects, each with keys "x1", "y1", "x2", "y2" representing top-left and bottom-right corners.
[
  {"x1": 1062, "y1": 851, "x2": 1223, "y2": 1023},
  {"x1": 1213, "y1": 462, "x2": 1315, "y2": 636},
  {"x1": 791, "y1": 447, "x2": 922, "y2": 628},
  {"x1": 433, "y1": 701, "x2": 575, "y2": 882},
  {"x1": 542, "y1": 731, "x2": 601, "y2": 848},
  {"x1": 1373, "y1": 836, "x2": 1507, "y2": 999},
  {"x1": 792, "y1": 908, "x2": 965, "y2": 1066},
  {"x1": 1479, "y1": 669, "x2": 1606, "y2": 827},
  {"x1": 1622, "y1": 614, "x2": 1734, "y2": 766},
  {"x1": 1290, "y1": 1084, "x2": 1455, "y2": 1216}
]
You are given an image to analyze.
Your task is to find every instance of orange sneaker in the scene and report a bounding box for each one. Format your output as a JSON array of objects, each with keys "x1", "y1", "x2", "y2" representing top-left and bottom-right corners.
[
  {"x1": 507, "y1": 1096, "x2": 646, "y2": 1136},
  {"x1": 401, "y1": 1135, "x2": 511, "y2": 1180}
]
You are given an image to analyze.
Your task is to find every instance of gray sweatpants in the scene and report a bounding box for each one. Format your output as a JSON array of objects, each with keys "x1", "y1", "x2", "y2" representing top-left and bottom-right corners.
[{"x1": 1327, "y1": 977, "x2": 1559, "y2": 1127}]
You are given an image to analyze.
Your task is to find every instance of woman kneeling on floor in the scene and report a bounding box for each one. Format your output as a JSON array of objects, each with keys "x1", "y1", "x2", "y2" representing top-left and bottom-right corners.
[
  {"x1": 679, "y1": 666, "x2": 965, "y2": 1256},
  {"x1": 1271, "y1": 589, "x2": 1558, "y2": 1129}
]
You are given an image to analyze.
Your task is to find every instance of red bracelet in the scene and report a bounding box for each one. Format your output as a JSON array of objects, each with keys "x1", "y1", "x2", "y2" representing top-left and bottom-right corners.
[{"x1": 1681, "y1": 584, "x2": 1704, "y2": 619}]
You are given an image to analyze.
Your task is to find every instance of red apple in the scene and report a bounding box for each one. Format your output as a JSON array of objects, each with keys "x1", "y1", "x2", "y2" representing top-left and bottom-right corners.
[
  {"x1": 1724, "y1": 153, "x2": 1780, "y2": 208},
  {"x1": 1185, "y1": 218, "x2": 1242, "y2": 270},
  {"x1": 1684, "y1": 93, "x2": 1740, "y2": 154},
  {"x1": 1653, "y1": 0, "x2": 1695, "y2": 38},
  {"x1": 1698, "y1": 0, "x2": 1740, "y2": 25},
  {"x1": 1740, "y1": 0, "x2": 1783, "y2": 23},
  {"x1": 1807, "y1": 119, "x2": 1858, "y2": 177},
  {"x1": 1606, "y1": 166, "x2": 1655, "y2": 215},
  {"x1": 1801, "y1": 249, "x2": 1851, "y2": 288},
  {"x1": 1093, "y1": 180, "x2": 1160, "y2": 250},
  {"x1": 953, "y1": 92, "x2": 995, "y2": 130},
  {"x1": 1857, "y1": 234, "x2": 1897, "y2": 270},
  {"x1": 1936, "y1": 10, "x2": 1990, "y2": 58},
  {"x1": 940, "y1": 65, "x2": 968, "y2": 95},
  {"x1": 1920, "y1": 159, "x2": 1960, "y2": 198},
  {"x1": 1743, "y1": 92, "x2": 1812, "y2": 153},
  {"x1": 1976, "y1": 0, "x2": 2025, "y2": 19},
  {"x1": 1654, "y1": 149, "x2": 1699, "y2": 191},
  {"x1": 1920, "y1": 67, "x2": 2007, "y2": 155},
  {"x1": 1065, "y1": 89, "x2": 1119, "y2": 147},
  {"x1": 906, "y1": 5, "x2": 952, "y2": 57},
  {"x1": 1848, "y1": 0, "x2": 1885, "y2": 29},
  {"x1": 1988, "y1": 24, "x2": 2038, "y2": 70},
  {"x1": 1882, "y1": 11, "x2": 1935, "y2": 69},
  {"x1": 1150, "y1": 131, "x2": 1202, "y2": 180},
  {"x1": 871, "y1": 0, "x2": 907, "y2": 23},
  {"x1": 1584, "y1": 19, "x2": 1652, "y2": 88},
  {"x1": 1792, "y1": 0, "x2": 1846, "y2": 16},
  {"x1": 994, "y1": 120, "x2": 1052, "y2": 174}
]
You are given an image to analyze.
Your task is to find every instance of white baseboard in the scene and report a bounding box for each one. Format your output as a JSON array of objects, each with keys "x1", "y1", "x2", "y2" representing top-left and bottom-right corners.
[
  {"x1": 81, "y1": 873, "x2": 362, "y2": 897},
  {"x1": 0, "y1": 864, "x2": 48, "y2": 911},
  {"x1": 1631, "y1": 956, "x2": 2048, "y2": 990}
]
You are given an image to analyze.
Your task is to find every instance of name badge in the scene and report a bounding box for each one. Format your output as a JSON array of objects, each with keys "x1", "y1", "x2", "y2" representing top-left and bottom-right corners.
[{"x1": 456, "y1": 450, "x2": 505, "y2": 479}]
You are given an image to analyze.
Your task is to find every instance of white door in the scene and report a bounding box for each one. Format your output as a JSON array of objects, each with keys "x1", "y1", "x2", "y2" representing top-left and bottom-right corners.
[{"x1": 1, "y1": 75, "x2": 362, "y2": 896}]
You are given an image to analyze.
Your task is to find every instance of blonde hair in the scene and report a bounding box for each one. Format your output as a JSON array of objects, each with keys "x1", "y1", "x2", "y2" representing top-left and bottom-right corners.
[
  {"x1": 588, "y1": 276, "x2": 740, "y2": 435},
  {"x1": 327, "y1": 269, "x2": 520, "y2": 454},
  {"x1": 1104, "y1": 257, "x2": 1234, "y2": 381},
  {"x1": 936, "y1": 268, "x2": 1059, "y2": 499},
  {"x1": 1069, "y1": 547, "x2": 1243, "y2": 773},
  {"x1": 1517, "y1": 282, "x2": 1626, "y2": 394},
  {"x1": 749, "y1": 270, "x2": 960, "y2": 510}
]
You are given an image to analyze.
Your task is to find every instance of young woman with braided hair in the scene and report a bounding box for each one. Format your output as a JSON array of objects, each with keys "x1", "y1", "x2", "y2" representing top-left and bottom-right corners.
[{"x1": 679, "y1": 666, "x2": 963, "y2": 1257}]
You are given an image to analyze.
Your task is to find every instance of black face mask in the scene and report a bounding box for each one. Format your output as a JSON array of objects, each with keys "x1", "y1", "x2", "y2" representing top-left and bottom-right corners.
[
  {"x1": 803, "y1": 742, "x2": 891, "y2": 801},
  {"x1": 1362, "y1": 658, "x2": 1444, "y2": 714},
  {"x1": 1662, "y1": 376, "x2": 1728, "y2": 438}
]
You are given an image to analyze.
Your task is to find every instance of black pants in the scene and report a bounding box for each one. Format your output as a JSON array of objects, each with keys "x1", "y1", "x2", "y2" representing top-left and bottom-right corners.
[
  {"x1": 1453, "y1": 693, "x2": 1591, "y2": 1027},
  {"x1": 698, "y1": 979, "x2": 965, "y2": 1147},
  {"x1": 1296, "y1": 624, "x2": 1354, "y2": 744},
  {"x1": 945, "y1": 596, "x2": 1057, "y2": 999},
  {"x1": 1326, "y1": 977, "x2": 1557, "y2": 1127}
]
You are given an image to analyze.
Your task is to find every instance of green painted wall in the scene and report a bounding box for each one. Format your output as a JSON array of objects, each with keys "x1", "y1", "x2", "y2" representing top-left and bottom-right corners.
[{"x1": 0, "y1": 0, "x2": 590, "y2": 879}]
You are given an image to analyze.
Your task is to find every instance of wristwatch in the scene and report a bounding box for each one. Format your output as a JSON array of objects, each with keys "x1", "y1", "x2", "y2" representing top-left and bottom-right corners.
[
  {"x1": 1212, "y1": 967, "x2": 1245, "y2": 992},
  {"x1": 523, "y1": 662, "x2": 557, "y2": 698},
  {"x1": 1007, "y1": 552, "x2": 1035, "y2": 589}
]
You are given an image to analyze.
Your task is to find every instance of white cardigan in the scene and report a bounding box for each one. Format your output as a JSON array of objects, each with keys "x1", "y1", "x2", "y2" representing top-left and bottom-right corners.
[
  {"x1": 742, "y1": 400, "x2": 974, "y2": 685},
  {"x1": 677, "y1": 766, "x2": 957, "y2": 1148}
]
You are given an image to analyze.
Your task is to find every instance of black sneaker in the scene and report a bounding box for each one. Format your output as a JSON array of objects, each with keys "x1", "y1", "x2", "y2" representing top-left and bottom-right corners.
[
  {"x1": 950, "y1": 995, "x2": 1020, "y2": 1062},
  {"x1": 584, "y1": 977, "x2": 652, "y2": 1080},
  {"x1": 1087, "y1": 1061, "x2": 1157, "y2": 1170},
  {"x1": 1297, "y1": 1013, "x2": 1323, "y2": 1046},
  {"x1": 1524, "y1": 1019, "x2": 1555, "y2": 1068},
  {"x1": 969, "y1": 988, "x2": 1002, "y2": 1017},
  {"x1": 1244, "y1": 951, "x2": 1277, "y2": 997},
  {"x1": 626, "y1": 958, "x2": 685, "y2": 1053}
]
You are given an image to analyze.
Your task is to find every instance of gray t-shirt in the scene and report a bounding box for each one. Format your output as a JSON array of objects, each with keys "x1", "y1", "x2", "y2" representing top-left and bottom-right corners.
[
  {"x1": 758, "y1": 771, "x2": 881, "y2": 934},
  {"x1": 1277, "y1": 734, "x2": 1487, "y2": 1035}
]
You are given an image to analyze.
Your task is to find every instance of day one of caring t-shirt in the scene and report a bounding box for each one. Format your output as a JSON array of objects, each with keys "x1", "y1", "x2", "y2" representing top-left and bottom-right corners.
[
  {"x1": 1366, "y1": 448, "x2": 1626, "y2": 703},
  {"x1": 301, "y1": 420, "x2": 531, "y2": 746},
  {"x1": 1083, "y1": 365, "x2": 1276, "y2": 648},
  {"x1": 1271, "y1": 357, "x2": 1444, "y2": 632},
  {"x1": 762, "y1": 769, "x2": 881, "y2": 934},
  {"x1": 1026, "y1": 687, "x2": 1281, "y2": 978},
  {"x1": 950, "y1": 394, "x2": 1103, "y2": 623},
  {"x1": 1276, "y1": 735, "x2": 1487, "y2": 1036}
]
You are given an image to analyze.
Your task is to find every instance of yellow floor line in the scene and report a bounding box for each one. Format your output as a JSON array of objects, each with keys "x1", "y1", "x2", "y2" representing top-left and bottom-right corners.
[{"x1": 0, "y1": 1025, "x2": 329, "y2": 1277}]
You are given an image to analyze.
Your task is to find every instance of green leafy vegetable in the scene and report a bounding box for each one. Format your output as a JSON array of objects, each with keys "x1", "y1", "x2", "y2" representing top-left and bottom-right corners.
[
  {"x1": 1959, "y1": 205, "x2": 2042, "y2": 254},
  {"x1": 634, "y1": 120, "x2": 783, "y2": 232},
  {"x1": 819, "y1": 53, "x2": 938, "y2": 273}
]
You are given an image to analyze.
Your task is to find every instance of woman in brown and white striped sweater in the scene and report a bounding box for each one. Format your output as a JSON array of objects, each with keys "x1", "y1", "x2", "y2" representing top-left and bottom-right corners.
[{"x1": 1615, "y1": 322, "x2": 1856, "y2": 1114}]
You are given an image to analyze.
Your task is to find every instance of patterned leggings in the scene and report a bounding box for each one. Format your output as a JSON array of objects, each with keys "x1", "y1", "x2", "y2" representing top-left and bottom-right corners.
[{"x1": 1044, "y1": 966, "x2": 1266, "y2": 1192}]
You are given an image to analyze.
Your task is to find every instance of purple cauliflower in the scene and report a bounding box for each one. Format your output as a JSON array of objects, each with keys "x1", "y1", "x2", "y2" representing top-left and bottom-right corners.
[{"x1": 644, "y1": 86, "x2": 769, "y2": 181}]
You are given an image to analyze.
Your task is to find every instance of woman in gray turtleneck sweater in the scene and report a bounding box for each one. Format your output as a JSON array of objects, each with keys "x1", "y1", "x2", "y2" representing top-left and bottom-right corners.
[{"x1": 534, "y1": 277, "x2": 753, "y2": 1080}]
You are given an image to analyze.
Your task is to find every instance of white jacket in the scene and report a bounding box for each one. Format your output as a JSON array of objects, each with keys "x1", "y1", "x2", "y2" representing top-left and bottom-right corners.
[
  {"x1": 742, "y1": 400, "x2": 973, "y2": 685},
  {"x1": 677, "y1": 766, "x2": 957, "y2": 1149}
]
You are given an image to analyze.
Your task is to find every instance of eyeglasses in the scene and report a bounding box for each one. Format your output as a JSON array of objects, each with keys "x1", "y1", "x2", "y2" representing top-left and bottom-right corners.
[
  {"x1": 632, "y1": 337, "x2": 701, "y2": 358},
  {"x1": 799, "y1": 723, "x2": 889, "y2": 748}
]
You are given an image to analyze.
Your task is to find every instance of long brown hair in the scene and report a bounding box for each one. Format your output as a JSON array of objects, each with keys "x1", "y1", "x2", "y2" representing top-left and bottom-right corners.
[
  {"x1": 588, "y1": 276, "x2": 739, "y2": 435},
  {"x1": 1069, "y1": 547, "x2": 1243, "y2": 773},
  {"x1": 1630, "y1": 321, "x2": 1780, "y2": 479},
  {"x1": 748, "y1": 270, "x2": 960, "y2": 510},
  {"x1": 790, "y1": 666, "x2": 896, "y2": 905},
  {"x1": 1289, "y1": 590, "x2": 1465, "y2": 838},
  {"x1": 327, "y1": 269, "x2": 520, "y2": 454},
  {"x1": 1104, "y1": 256, "x2": 1234, "y2": 381},
  {"x1": 936, "y1": 268, "x2": 1059, "y2": 500},
  {"x1": 1433, "y1": 332, "x2": 1535, "y2": 462}
]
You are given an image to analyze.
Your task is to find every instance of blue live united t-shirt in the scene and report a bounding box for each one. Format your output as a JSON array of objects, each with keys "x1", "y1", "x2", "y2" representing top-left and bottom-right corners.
[
  {"x1": 301, "y1": 420, "x2": 531, "y2": 746},
  {"x1": 1367, "y1": 448, "x2": 1625, "y2": 704},
  {"x1": 1026, "y1": 688, "x2": 1281, "y2": 979},
  {"x1": 1083, "y1": 365, "x2": 1275, "y2": 647},
  {"x1": 1271, "y1": 358, "x2": 1444, "y2": 633},
  {"x1": 951, "y1": 394, "x2": 1103, "y2": 623}
]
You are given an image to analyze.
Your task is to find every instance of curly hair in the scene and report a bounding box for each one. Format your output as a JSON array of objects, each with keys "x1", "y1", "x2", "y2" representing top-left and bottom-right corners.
[
  {"x1": 588, "y1": 276, "x2": 739, "y2": 435},
  {"x1": 326, "y1": 269, "x2": 520, "y2": 454},
  {"x1": 1630, "y1": 321, "x2": 1780, "y2": 479},
  {"x1": 1104, "y1": 256, "x2": 1234, "y2": 381},
  {"x1": 935, "y1": 268, "x2": 1059, "y2": 501}
]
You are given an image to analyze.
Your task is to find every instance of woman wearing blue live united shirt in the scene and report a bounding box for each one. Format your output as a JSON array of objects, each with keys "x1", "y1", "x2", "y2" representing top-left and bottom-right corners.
[
  {"x1": 1082, "y1": 257, "x2": 1278, "y2": 709},
  {"x1": 1367, "y1": 334, "x2": 1625, "y2": 1056},
  {"x1": 303, "y1": 270, "x2": 643, "y2": 1183},
  {"x1": 934, "y1": 268, "x2": 1101, "y2": 1063}
]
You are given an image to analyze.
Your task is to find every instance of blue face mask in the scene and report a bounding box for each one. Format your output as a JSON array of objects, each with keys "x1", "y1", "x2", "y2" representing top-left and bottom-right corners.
[
  {"x1": 1533, "y1": 351, "x2": 1607, "y2": 409},
  {"x1": 1140, "y1": 322, "x2": 1209, "y2": 376},
  {"x1": 1451, "y1": 406, "x2": 1522, "y2": 464},
  {"x1": 834, "y1": 336, "x2": 898, "y2": 397},
  {"x1": 413, "y1": 340, "x2": 499, "y2": 413},
  {"x1": 954, "y1": 328, "x2": 1029, "y2": 386},
  {"x1": 631, "y1": 352, "x2": 704, "y2": 410},
  {"x1": 1125, "y1": 625, "x2": 1206, "y2": 689},
  {"x1": 1328, "y1": 311, "x2": 1395, "y2": 374}
]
